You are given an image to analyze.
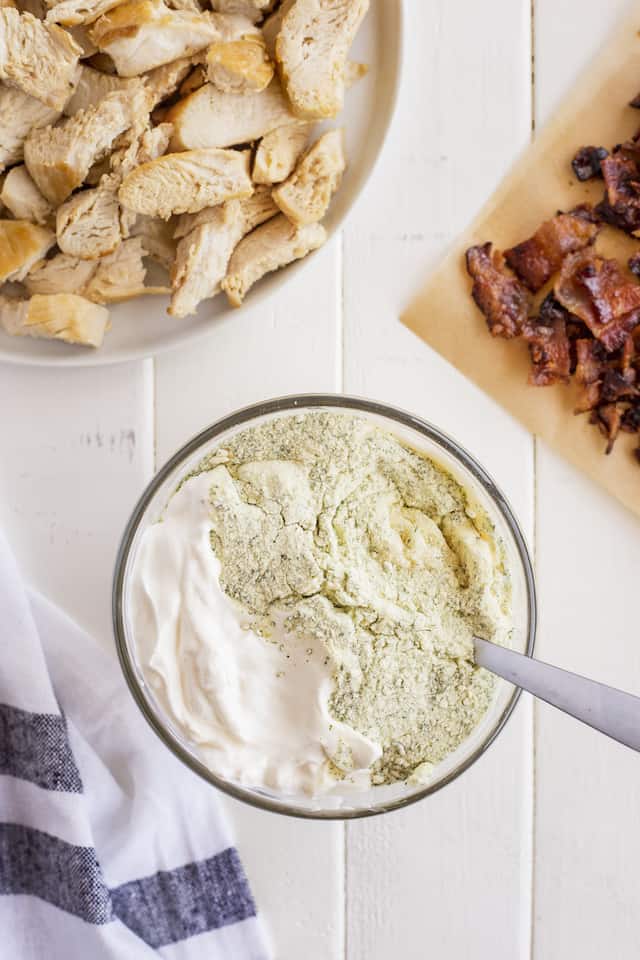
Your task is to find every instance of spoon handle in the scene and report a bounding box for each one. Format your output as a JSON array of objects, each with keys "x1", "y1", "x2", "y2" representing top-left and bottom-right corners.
[{"x1": 474, "y1": 637, "x2": 640, "y2": 753}]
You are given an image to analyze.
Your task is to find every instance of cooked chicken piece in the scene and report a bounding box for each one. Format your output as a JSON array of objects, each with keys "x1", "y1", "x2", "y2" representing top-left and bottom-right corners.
[
  {"x1": 46, "y1": 0, "x2": 126, "y2": 25},
  {"x1": 67, "y1": 23, "x2": 98, "y2": 54},
  {"x1": 142, "y1": 54, "x2": 199, "y2": 107},
  {"x1": 273, "y1": 128, "x2": 345, "y2": 225},
  {"x1": 210, "y1": 0, "x2": 274, "y2": 23},
  {"x1": 170, "y1": 185, "x2": 277, "y2": 315},
  {"x1": 252, "y1": 122, "x2": 311, "y2": 185},
  {"x1": 168, "y1": 76, "x2": 296, "y2": 150},
  {"x1": 343, "y1": 58, "x2": 367, "y2": 87},
  {"x1": 0, "y1": 0, "x2": 17, "y2": 9},
  {"x1": 118, "y1": 147, "x2": 252, "y2": 218},
  {"x1": 0, "y1": 9, "x2": 81, "y2": 109},
  {"x1": 261, "y1": 0, "x2": 292, "y2": 58},
  {"x1": 0, "y1": 292, "x2": 109, "y2": 346},
  {"x1": 26, "y1": 251, "x2": 98, "y2": 294},
  {"x1": 56, "y1": 185, "x2": 122, "y2": 257},
  {"x1": 165, "y1": 0, "x2": 200, "y2": 12},
  {"x1": 24, "y1": 86, "x2": 146, "y2": 204},
  {"x1": 0, "y1": 88, "x2": 61, "y2": 172},
  {"x1": 63, "y1": 64, "x2": 140, "y2": 114},
  {"x1": 178, "y1": 62, "x2": 206, "y2": 95},
  {"x1": 110, "y1": 121, "x2": 172, "y2": 178},
  {"x1": 0, "y1": 165, "x2": 53, "y2": 224},
  {"x1": 222, "y1": 214, "x2": 325, "y2": 306},
  {"x1": 89, "y1": 0, "x2": 220, "y2": 76},
  {"x1": 0, "y1": 219, "x2": 55, "y2": 282},
  {"x1": 276, "y1": 0, "x2": 369, "y2": 119},
  {"x1": 129, "y1": 213, "x2": 176, "y2": 268},
  {"x1": 84, "y1": 237, "x2": 168, "y2": 301},
  {"x1": 205, "y1": 34, "x2": 273, "y2": 93},
  {"x1": 173, "y1": 181, "x2": 275, "y2": 238}
]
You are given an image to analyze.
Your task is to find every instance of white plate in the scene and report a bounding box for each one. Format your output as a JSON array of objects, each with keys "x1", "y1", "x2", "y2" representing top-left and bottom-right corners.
[{"x1": 1, "y1": 0, "x2": 404, "y2": 367}]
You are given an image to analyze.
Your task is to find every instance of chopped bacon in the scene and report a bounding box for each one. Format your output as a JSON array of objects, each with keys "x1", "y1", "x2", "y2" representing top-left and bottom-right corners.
[
  {"x1": 572, "y1": 146, "x2": 609, "y2": 182},
  {"x1": 522, "y1": 295, "x2": 571, "y2": 386},
  {"x1": 555, "y1": 251, "x2": 640, "y2": 351},
  {"x1": 465, "y1": 243, "x2": 531, "y2": 338},
  {"x1": 622, "y1": 401, "x2": 640, "y2": 432},
  {"x1": 504, "y1": 209, "x2": 600, "y2": 292},
  {"x1": 574, "y1": 338, "x2": 606, "y2": 412},
  {"x1": 598, "y1": 150, "x2": 640, "y2": 233},
  {"x1": 590, "y1": 403, "x2": 623, "y2": 454}
]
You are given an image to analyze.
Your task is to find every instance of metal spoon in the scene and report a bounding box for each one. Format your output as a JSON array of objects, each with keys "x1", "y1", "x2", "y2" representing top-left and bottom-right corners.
[{"x1": 474, "y1": 636, "x2": 640, "y2": 752}]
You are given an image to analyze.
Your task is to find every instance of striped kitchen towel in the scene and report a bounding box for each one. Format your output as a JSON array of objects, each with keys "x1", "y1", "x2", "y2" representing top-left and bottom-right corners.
[{"x1": 0, "y1": 532, "x2": 270, "y2": 959}]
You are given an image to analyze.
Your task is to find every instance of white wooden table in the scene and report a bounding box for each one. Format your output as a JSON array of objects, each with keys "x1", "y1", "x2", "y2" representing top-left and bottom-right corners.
[{"x1": 2, "y1": 1, "x2": 640, "y2": 956}]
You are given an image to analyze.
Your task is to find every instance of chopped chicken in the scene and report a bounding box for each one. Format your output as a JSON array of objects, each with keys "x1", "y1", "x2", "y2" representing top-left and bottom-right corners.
[
  {"x1": 110, "y1": 121, "x2": 172, "y2": 178},
  {"x1": 210, "y1": 0, "x2": 274, "y2": 22},
  {"x1": 0, "y1": 9, "x2": 81, "y2": 109},
  {"x1": 168, "y1": 76, "x2": 297, "y2": 150},
  {"x1": 89, "y1": 0, "x2": 220, "y2": 76},
  {"x1": 165, "y1": 0, "x2": 200, "y2": 11},
  {"x1": 173, "y1": 182, "x2": 276, "y2": 237},
  {"x1": 0, "y1": 165, "x2": 53, "y2": 223},
  {"x1": 24, "y1": 86, "x2": 146, "y2": 204},
  {"x1": 0, "y1": 219, "x2": 55, "y2": 282},
  {"x1": 67, "y1": 23, "x2": 98, "y2": 54},
  {"x1": 46, "y1": 0, "x2": 127, "y2": 26},
  {"x1": 178, "y1": 62, "x2": 206, "y2": 95},
  {"x1": 343, "y1": 59, "x2": 367, "y2": 87},
  {"x1": 273, "y1": 128, "x2": 345, "y2": 225},
  {"x1": 84, "y1": 237, "x2": 168, "y2": 301},
  {"x1": 252, "y1": 122, "x2": 311, "y2": 185},
  {"x1": 56, "y1": 184, "x2": 122, "y2": 257},
  {"x1": 63, "y1": 64, "x2": 140, "y2": 114},
  {"x1": 0, "y1": 88, "x2": 61, "y2": 172},
  {"x1": 261, "y1": 0, "x2": 292, "y2": 58},
  {"x1": 143, "y1": 54, "x2": 199, "y2": 107},
  {"x1": 170, "y1": 184, "x2": 277, "y2": 315},
  {"x1": 129, "y1": 214, "x2": 176, "y2": 268},
  {"x1": 205, "y1": 34, "x2": 273, "y2": 93},
  {"x1": 0, "y1": 292, "x2": 109, "y2": 346},
  {"x1": 118, "y1": 147, "x2": 252, "y2": 218},
  {"x1": 276, "y1": 0, "x2": 369, "y2": 119},
  {"x1": 222, "y1": 214, "x2": 325, "y2": 306},
  {"x1": 26, "y1": 251, "x2": 98, "y2": 294}
]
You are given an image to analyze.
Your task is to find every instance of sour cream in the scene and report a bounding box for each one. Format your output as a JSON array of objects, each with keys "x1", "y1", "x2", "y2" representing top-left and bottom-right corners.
[{"x1": 129, "y1": 472, "x2": 381, "y2": 796}]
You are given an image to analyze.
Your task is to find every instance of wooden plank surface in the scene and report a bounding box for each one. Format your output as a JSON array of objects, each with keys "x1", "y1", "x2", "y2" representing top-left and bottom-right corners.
[
  {"x1": 533, "y1": 2, "x2": 640, "y2": 958},
  {"x1": 342, "y1": 2, "x2": 535, "y2": 957},
  {"x1": 154, "y1": 242, "x2": 345, "y2": 960},
  {"x1": 1, "y1": 1, "x2": 639, "y2": 957}
]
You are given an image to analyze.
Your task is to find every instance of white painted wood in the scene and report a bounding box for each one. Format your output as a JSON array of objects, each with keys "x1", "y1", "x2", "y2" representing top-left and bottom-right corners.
[
  {"x1": 154, "y1": 240, "x2": 345, "y2": 960},
  {"x1": 0, "y1": 361, "x2": 153, "y2": 646},
  {"x1": 3, "y1": 1, "x2": 640, "y2": 957},
  {"x1": 342, "y1": 2, "x2": 535, "y2": 957},
  {"x1": 533, "y1": 2, "x2": 640, "y2": 958}
]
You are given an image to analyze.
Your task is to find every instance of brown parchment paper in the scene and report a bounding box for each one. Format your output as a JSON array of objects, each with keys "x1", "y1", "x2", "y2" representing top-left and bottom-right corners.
[{"x1": 402, "y1": 7, "x2": 640, "y2": 518}]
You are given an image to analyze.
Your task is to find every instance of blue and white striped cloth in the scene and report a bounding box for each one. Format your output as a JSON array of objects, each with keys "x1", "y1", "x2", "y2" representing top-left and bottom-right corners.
[{"x1": 0, "y1": 532, "x2": 270, "y2": 959}]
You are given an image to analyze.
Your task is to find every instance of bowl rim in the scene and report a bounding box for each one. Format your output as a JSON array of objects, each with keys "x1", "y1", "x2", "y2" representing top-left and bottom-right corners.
[{"x1": 112, "y1": 393, "x2": 537, "y2": 820}]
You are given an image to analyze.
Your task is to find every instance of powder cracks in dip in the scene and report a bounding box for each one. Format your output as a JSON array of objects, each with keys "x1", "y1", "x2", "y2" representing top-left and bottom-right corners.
[{"x1": 130, "y1": 412, "x2": 512, "y2": 797}]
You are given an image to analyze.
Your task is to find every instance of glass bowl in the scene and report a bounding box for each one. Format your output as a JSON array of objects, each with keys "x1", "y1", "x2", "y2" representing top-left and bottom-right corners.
[{"x1": 113, "y1": 395, "x2": 536, "y2": 820}]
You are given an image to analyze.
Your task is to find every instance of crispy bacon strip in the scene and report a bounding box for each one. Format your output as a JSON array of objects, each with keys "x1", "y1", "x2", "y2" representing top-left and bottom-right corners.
[
  {"x1": 522, "y1": 295, "x2": 571, "y2": 386},
  {"x1": 590, "y1": 403, "x2": 623, "y2": 454},
  {"x1": 555, "y1": 251, "x2": 640, "y2": 351},
  {"x1": 465, "y1": 243, "x2": 531, "y2": 338},
  {"x1": 598, "y1": 150, "x2": 640, "y2": 233},
  {"x1": 504, "y1": 209, "x2": 600, "y2": 292},
  {"x1": 572, "y1": 146, "x2": 608, "y2": 182}
]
